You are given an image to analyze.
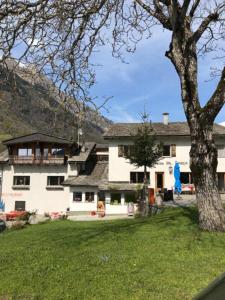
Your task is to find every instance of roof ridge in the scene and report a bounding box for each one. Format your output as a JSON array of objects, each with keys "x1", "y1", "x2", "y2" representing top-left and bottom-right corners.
[{"x1": 3, "y1": 132, "x2": 72, "y2": 144}]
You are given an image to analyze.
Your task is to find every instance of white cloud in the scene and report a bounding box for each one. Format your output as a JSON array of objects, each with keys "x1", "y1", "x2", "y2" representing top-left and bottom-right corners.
[{"x1": 219, "y1": 122, "x2": 225, "y2": 127}]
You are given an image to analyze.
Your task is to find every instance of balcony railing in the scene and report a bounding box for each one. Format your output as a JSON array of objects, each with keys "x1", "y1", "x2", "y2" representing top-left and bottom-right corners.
[{"x1": 9, "y1": 155, "x2": 65, "y2": 165}]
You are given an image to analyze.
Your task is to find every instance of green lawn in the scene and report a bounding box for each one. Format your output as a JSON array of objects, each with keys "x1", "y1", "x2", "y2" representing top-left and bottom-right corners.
[{"x1": 1, "y1": 208, "x2": 225, "y2": 300}]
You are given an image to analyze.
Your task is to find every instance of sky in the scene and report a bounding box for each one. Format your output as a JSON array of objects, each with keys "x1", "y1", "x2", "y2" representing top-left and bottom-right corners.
[{"x1": 90, "y1": 28, "x2": 225, "y2": 124}]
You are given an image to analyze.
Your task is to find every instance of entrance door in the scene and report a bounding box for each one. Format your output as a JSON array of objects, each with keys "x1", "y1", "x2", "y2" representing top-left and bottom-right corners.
[{"x1": 155, "y1": 172, "x2": 164, "y2": 192}]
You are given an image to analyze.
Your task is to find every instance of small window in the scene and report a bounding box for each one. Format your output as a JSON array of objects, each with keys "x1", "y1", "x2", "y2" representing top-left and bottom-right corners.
[
  {"x1": 163, "y1": 145, "x2": 171, "y2": 156},
  {"x1": 18, "y1": 148, "x2": 32, "y2": 156},
  {"x1": 118, "y1": 145, "x2": 133, "y2": 157},
  {"x1": 130, "y1": 172, "x2": 150, "y2": 184},
  {"x1": 15, "y1": 201, "x2": 26, "y2": 211},
  {"x1": 111, "y1": 193, "x2": 121, "y2": 205},
  {"x1": 73, "y1": 192, "x2": 82, "y2": 202},
  {"x1": 47, "y1": 176, "x2": 64, "y2": 186},
  {"x1": 180, "y1": 172, "x2": 193, "y2": 184},
  {"x1": 125, "y1": 193, "x2": 137, "y2": 203},
  {"x1": 13, "y1": 176, "x2": 30, "y2": 186},
  {"x1": 85, "y1": 192, "x2": 95, "y2": 202}
]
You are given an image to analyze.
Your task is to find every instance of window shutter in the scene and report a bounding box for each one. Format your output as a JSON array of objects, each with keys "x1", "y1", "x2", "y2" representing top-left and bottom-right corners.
[
  {"x1": 118, "y1": 145, "x2": 124, "y2": 157},
  {"x1": 171, "y1": 144, "x2": 176, "y2": 157}
]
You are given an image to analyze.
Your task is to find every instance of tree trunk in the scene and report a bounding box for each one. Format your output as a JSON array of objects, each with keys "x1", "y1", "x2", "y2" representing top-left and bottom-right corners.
[
  {"x1": 165, "y1": 23, "x2": 225, "y2": 231},
  {"x1": 144, "y1": 165, "x2": 149, "y2": 216},
  {"x1": 139, "y1": 165, "x2": 149, "y2": 217},
  {"x1": 190, "y1": 128, "x2": 225, "y2": 231}
]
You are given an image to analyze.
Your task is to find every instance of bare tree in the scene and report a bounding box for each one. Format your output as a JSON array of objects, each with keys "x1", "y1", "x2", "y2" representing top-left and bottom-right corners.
[{"x1": 0, "y1": 0, "x2": 225, "y2": 231}]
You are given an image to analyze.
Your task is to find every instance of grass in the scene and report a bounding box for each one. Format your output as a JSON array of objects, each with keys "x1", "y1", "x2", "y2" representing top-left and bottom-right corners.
[{"x1": 1, "y1": 208, "x2": 225, "y2": 300}]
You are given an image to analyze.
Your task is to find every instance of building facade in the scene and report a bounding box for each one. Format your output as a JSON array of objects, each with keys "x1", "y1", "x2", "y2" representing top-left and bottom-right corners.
[{"x1": 1, "y1": 115, "x2": 225, "y2": 215}]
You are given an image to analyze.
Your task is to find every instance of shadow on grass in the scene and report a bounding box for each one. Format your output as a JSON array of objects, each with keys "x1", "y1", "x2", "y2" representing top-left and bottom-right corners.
[
  {"x1": 179, "y1": 206, "x2": 199, "y2": 225},
  {"x1": 39, "y1": 207, "x2": 200, "y2": 249},
  {"x1": 2, "y1": 207, "x2": 200, "y2": 252}
]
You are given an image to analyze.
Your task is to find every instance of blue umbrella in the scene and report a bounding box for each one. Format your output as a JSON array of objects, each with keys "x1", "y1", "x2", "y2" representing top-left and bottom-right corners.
[
  {"x1": 174, "y1": 162, "x2": 182, "y2": 194},
  {"x1": 0, "y1": 199, "x2": 5, "y2": 212}
]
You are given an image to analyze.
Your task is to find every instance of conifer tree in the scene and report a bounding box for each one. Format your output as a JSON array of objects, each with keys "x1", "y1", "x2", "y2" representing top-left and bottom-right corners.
[{"x1": 125, "y1": 112, "x2": 162, "y2": 216}]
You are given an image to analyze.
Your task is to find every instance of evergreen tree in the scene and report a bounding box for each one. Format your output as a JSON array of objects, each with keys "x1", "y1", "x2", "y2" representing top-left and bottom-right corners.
[{"x1": 125, "y1": 112, "x2": 162, "y2": 216}]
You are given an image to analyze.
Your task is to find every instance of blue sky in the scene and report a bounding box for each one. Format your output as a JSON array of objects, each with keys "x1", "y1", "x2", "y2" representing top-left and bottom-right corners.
[{"x1": 90, "y1": 28, "x2": 225, "y2": 124}]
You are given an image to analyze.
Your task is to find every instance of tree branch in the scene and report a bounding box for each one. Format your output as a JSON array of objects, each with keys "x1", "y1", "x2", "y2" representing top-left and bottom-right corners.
[
  {"x1": 135, "y1": 0, "x2": 172, "y2": 30},
  {"x1": 189, "y1": 0, "x2": 200, "y2": 18},
  {"x1": 192, "y1": 12, "x2": 219, "y2": 43},
  {"x1": 202, "y1": 67, "x2": 225, "y2": 122},
  {"x1": 180, "y1": 0, "x2": 191, "y2": 20}
]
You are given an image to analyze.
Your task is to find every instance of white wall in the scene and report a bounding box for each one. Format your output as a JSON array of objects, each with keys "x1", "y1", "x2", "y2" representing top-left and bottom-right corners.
[
  {"x1": 108, "y1": 137, "x2": 225, "y2": 190},
  {"x1": 69, "y1": 187, "x2": 98, "y2": 212},
  {"x1": 2, "y1": 164, "x2": 71, "y2": 213}
]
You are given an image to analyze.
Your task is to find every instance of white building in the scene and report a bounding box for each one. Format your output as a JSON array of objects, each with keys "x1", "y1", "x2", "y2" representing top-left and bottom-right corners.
[{"x1": 1, "y1": 114, "x2": 225, "y2": 215}]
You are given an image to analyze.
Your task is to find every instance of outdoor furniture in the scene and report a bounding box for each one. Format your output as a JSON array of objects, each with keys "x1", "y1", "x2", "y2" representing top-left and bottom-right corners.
[
  {"x1": 5, "y1": 211, "x2": 26, "y2": 221},
  {"x1": 182, "y1": 184, "x2": 195, "y2": 194}
]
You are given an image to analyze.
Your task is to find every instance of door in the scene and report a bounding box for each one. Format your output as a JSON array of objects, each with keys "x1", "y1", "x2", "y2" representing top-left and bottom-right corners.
[{"x1": 155, "y1": 172, "x2": 164, "y2": 192}]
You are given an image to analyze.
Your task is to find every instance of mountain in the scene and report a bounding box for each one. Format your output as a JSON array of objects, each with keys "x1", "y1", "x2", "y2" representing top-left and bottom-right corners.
[{"x1": 0, "y1": 59, "x2": 111, "y2": 152}]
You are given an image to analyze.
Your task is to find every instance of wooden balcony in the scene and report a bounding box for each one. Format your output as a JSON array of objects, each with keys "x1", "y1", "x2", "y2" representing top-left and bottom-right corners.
[{"x1": 9, "y1": 155, "x2": 66, "y2": 165}]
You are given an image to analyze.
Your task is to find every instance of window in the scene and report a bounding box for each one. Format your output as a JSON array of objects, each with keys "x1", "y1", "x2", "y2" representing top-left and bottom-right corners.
[
  {"x1": 51, "y1": 148, "x2": 64, "y2": 156},
  {"x1": 130, "y1": 172, "x2": 150, "y2": 183},
  {"x1": 47, "y1": 176, "x2": 64, "y2": 186},
  {"x1": 163, "y1": 145, "x2": 171, "y2": 156},
  {"x1": 15, "y1": 201, "x2": 26, "y2": 211},
  {"x1": 43, "y1": 148, "x2": 49, "y2": 159},
  {"x1": 13, "y1": 176, "x2": 30, "y2": 186},
  {"x1": 85, "y1": 192, "x2": 94, "y2": 202},
  {"x1": 218, "y1": 146, "x2": 225, "y2": 158},
  {"x1": 125, "y1": 193, "x2": 137, "y2": 203},
  {"x1": 180, "y1": 172, "x2": 193, "y2": 184},
  {"x1": 18, "y1": 148, "x2": 32, "y2": 156},
  {"x1": 111, "y1": 193, "x2": 121, "y2": 205},
  {"x1": 35, "y1": 148, "x2": 41, "y2": 158},
  {"x1": 118, "y1": 145, "x2": 134, "y2": 157},
  {"x1": 73, "y1": 192, "x2": 82, "y2": 202}
]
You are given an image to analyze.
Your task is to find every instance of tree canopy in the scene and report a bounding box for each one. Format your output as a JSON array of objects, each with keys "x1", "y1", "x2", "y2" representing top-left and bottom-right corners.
[{"x1": 124, "y1": 113, "x2": 162, "y2": 172}]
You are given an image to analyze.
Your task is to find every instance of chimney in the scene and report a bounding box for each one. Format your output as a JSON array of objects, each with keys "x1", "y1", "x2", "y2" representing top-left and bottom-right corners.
[{"x1": 163, "y1": 113, "x2": 169, "y2": 125}]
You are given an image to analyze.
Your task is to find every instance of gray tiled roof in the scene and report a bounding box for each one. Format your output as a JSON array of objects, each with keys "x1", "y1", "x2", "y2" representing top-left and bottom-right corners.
[
  {"x1": 68, "y1": 142, "x2": 95, "y2": 162},
  {"x1": 3, "y1": 132, "x2": 72, "y2": 145},
  {"x1": 104, "y1": 122, "x2": 225, "y2": 138},
  {"x1": 63, "y1": 161, "x2": 108, "y2": 186},
  {"x1": 99, "y1": 182, "x2": 142, "y2": 191}
]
